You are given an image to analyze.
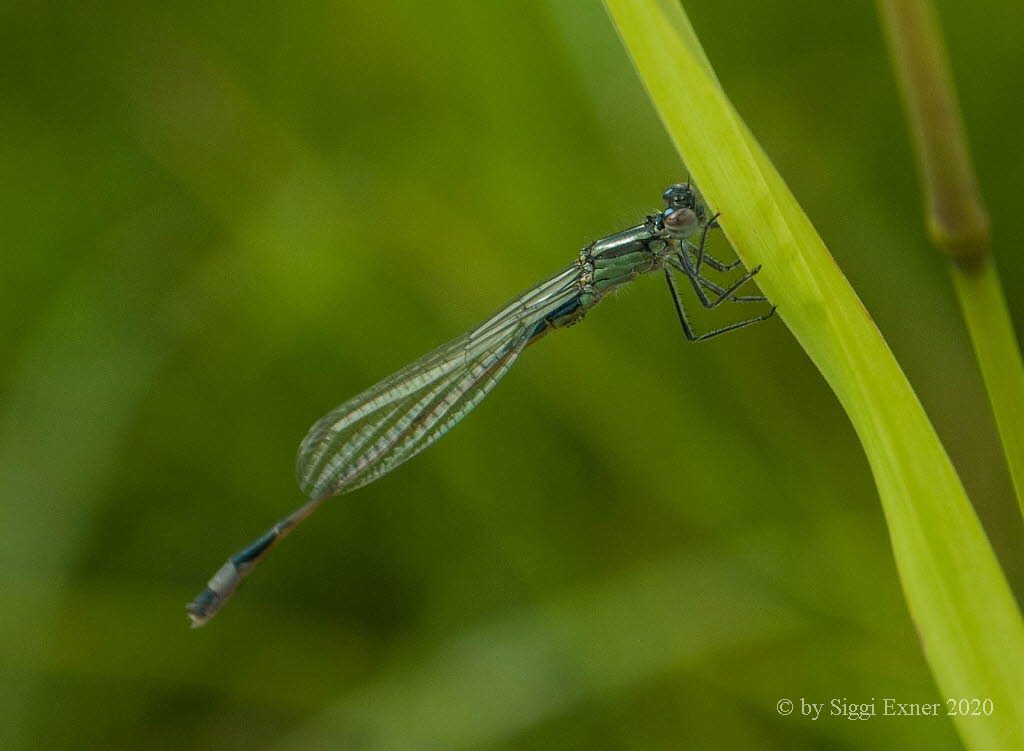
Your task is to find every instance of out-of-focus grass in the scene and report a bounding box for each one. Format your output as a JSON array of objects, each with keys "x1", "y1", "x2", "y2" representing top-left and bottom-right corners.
[
  {"x1": 1, "y1": 1, "x2": 1022, "y2": 749},
  {"x1": 879, "y1": 0, "x2": 1024, "y2": 520}
]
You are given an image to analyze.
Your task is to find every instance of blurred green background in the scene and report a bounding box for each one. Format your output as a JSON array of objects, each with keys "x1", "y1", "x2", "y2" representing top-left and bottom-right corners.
[{"x1": 2, "y1": 1, "x2": 1022, "y2": 748}]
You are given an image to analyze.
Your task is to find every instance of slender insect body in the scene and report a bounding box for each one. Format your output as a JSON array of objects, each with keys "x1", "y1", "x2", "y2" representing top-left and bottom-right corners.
[{"x1": 186, "y1": 183, "x2": 776, "y2": 627}]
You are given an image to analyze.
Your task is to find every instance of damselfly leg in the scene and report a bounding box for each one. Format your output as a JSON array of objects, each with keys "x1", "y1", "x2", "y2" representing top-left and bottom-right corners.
[
  {"x1": 694, "y1": 275, "x2": 768, "y2": 303},
  {"x1": 662, "y1": 211, "x2": 775, "y2": 341},
  {"x1": 663, "y1": 268, "x2": 776, "y2": 342}
]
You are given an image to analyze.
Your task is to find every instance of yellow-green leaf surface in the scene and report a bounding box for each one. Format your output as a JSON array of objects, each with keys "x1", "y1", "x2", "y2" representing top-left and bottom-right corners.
[{"x1": 604, "y1": 1, "x2": 1024, "y2": 748}]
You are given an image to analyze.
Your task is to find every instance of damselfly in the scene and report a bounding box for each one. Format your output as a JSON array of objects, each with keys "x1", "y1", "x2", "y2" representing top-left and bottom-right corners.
[{"x1": 187, "y1": 183, "x2": 775, "y2": 626}]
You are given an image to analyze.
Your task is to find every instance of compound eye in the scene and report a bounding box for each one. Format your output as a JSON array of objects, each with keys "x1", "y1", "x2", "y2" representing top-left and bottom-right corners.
[
  {"x1": 663, "y1": 207, "x2": 698, "y2": 235},
  {"x1": 662, "y1": 183, "x2": 693, "y2": 207}
]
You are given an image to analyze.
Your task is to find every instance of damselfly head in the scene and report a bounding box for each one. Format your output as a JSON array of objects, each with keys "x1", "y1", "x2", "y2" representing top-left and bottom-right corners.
[
  {"x1": 661, "y1": 182, "x2": 707, "y2": 235},
  {"x1": 662, "y1": 182, "x2": 696, "y2": 209}
]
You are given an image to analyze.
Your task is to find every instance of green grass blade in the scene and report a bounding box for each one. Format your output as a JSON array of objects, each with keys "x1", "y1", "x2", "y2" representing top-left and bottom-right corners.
[
  {"x1": 951, "y1": 264, "x2": 1024, "y2": 518},
  {"x1": 603, "y1": 1, "x2": 1024, "y2": 748},
  {"x1": 879, "y1": 0, "x2": 1024, "y2": 518}
]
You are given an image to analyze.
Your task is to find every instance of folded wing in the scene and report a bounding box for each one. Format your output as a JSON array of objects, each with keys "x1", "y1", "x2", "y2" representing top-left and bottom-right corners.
[{"x1": 296, "y1": 262, "x2": 580, "y2": 499}]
